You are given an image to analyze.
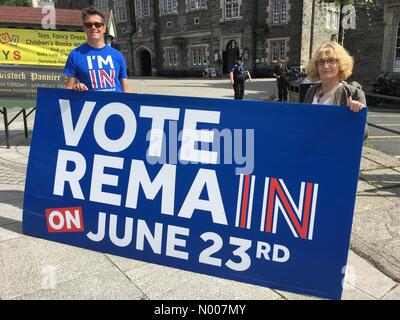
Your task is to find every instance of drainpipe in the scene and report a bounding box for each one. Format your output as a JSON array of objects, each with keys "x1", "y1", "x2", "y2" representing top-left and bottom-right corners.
[
  {"x1": 153, "y1": 0, "x2": 161, "y2": 76},
  {"x1": 128, "y1": 0, "x2": 136, "y2": 76},
  {"x1": 309, "y1": 0, "x2": 316, "y2": 59},
  {"x1": 252, "y1": 0, "x2": 258, "y2": 75}
]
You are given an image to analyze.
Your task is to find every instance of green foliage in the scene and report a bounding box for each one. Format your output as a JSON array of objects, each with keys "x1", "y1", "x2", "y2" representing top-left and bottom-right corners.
[
  {"x1": 317, "y1": 0, "x2": 376, "y2": 5},
  {"x1": 0, "y1": 0, "x2": 31, "y2": 6}
]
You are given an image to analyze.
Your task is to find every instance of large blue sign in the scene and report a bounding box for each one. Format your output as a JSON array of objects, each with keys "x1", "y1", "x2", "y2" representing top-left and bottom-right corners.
[{"x1": 23, "y1": 88, "x2": 367, "y2": 299}]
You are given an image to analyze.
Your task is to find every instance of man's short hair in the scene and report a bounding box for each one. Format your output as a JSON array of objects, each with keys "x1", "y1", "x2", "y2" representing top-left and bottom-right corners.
[
  {"x1": 236, "y1": 56, "x2": 244, "y2": 61},
  {"x1": 82, "y1": 6, "x2": 105, "y2": 23}
]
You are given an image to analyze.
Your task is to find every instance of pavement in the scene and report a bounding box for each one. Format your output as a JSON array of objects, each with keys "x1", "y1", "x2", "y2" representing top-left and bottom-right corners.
[{"x1": 0, "y1": 77, "x2": 399, "y2": 300}]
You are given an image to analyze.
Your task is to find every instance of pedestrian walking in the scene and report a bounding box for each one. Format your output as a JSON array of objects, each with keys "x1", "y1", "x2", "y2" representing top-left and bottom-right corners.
[
  {"x1": 229, "y1": 56, "x2": 252, "y2": 100},
  {"x1": 64, "y1": 6, "x2": 131, "y2": 93},
  {"x1": 272, "y1": 59, "x2": 289, "y2": 102}
]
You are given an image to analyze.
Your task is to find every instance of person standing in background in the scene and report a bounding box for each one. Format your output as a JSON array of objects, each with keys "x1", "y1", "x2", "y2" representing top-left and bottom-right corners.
[
  {"x1": 230, "y1": 56, "x2": 252, "y2": 100},
  {"x1": 273, "y1": 59, "x2": 289, "y2": 102}
]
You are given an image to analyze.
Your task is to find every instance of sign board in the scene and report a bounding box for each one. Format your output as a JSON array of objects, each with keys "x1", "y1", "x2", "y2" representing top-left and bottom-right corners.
[
  {"x1": 23, "y1": 88, "x2": 367, "y2": 299},
  {"x1": 0, "y1": 28, "x2": 85, "y2": 67},
  {"x1": 0, "y1": 65, "x2": 65, "y2": 99}
]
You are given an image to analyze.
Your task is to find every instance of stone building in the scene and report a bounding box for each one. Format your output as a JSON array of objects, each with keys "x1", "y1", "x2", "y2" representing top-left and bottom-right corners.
[
  {"x1": 344, "y1": 0, "x2": 400, "y2": 84},
  {"x1": 131, "y1": 0, "x2": 340, "y2": 77}
]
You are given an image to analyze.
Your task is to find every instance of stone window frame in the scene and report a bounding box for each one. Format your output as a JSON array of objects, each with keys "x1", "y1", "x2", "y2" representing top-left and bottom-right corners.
[
  {"x1": 166, "y1": 21, "x2": 173, "y2": 28},
  {"x1": 115, "y1": 0, "x2": 128, "y2": 22},
  {"x1": 185, "y1": 0, "x2": 208, "y2": 13},
  {"x1": 160, "y1": 0, "x2": 178, "y2": 16},
  {"x1": 394, "y1": 19, "x2": 400, "y2": 72},
  {"x1": 220, "y1": 0, "x2": 243, "y2": 22},
  {"x1": 188, "y1": 44, "x2": 209, "y2": 67},
  {"x1": 194, "y1": 17, "x2": 200, "y2": 25},
  {"x1": 266, "y1": 37, "x2": 290, "y2": 65},
  {"x1": 164, "y1": 46, "x2": 179, "y2": 67},
  {"x1": 135, "y1": 0, "x2": 151, "y2": 18},
  {"x1": 267, "y1": 0, "x2": 290, "y2": 25},
  {"x1": 95, "y1": 0, "x2": 108, "y2": 12}
]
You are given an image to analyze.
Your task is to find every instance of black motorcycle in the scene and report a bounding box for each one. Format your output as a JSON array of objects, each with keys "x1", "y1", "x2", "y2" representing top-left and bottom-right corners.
[{"x1": 367, "y1": 72, "x2": 400, "y2": 105}]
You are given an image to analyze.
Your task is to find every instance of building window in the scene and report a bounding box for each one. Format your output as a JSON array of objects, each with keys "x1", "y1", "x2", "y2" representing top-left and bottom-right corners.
[
  {"x1": 95, "y1": 0, "x2": 108, "y2": 12},
  {"x1": 281, "y1": 1, "x2": 287, "y2": 23},
  {"x1": 163, "y1": 0, "x2": 178, "y2": 14},
  {"x1": 194, "y1": 17, "x2": 200, "y2": 24},
  {"x1": 167, "y1": 21, "x2": 172, "y2": 28},
  {"x1": 224, "y1": 0, "x2": 240, "y2": 20},
  {"x1": 190, "y1": 0, "x2": 207, "y2": 10},
  {"x1": 271, "y1": 40, "x2": 286, "y2": 63},
  {"x1": 115, "y1": 0, "x2": 127, "y2": 22},
  {"x1": 271, "y1": 0, "x2": 288, "y2": 24},
  {"x1": 135, "y1": 0, "x2": 150, "y2": 17},
  {"x1": 191, "y1": 47, "x2": 207, "y2": 66},
  {"x1": 121, "y1": 27, "x2": 126, "y2": 34},
  {"x1": 395, "y1": 21, "x2": 400, "y2": 71},
  {"x1": 165, "y1": 48, "x2": 178, "y2": 66}
]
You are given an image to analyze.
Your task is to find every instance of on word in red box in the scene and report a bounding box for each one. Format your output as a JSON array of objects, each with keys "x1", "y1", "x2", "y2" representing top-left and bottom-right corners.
[{"x1": 45, "y1": 207, "x2": 84, "y2": 233}]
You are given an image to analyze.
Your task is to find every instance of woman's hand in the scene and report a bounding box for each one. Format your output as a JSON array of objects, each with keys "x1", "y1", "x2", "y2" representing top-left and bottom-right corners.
[{"x1": 347, "y1": 96, "x2": 365, "y2": 112}]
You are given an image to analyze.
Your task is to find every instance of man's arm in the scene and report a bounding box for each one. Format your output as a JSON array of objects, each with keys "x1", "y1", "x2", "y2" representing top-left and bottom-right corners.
[
  {"x1": 247, "y1": 71, "x2": 252, "y2": 82},
  {"x1": 66, "y1": 76, "x2": 88, "y2": 91},
  {"x1": 229, "y1": 72, "x2": 234, "y2": 85},
  {"x1": 120, "y1": 78, "x2": 131, "y2": 93}
]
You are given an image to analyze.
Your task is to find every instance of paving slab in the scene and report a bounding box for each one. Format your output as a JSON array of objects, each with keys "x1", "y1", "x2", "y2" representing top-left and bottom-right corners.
[
  {"x1": 106, "y1": 253, "x2": 149, "y2": 273},
  {"x1": 356, "y1": 180, "x2": 378, "y2": 194},
  {"x1": 362, "y1": 147, "x2": 400, "y2": 168},
  {"x1": 0, "y1": 236, "x2": 115, "y2": 299},
  {"x1": 12, "y1": 267, "x2": 145, "y2": 300},
  {"x1": 359, "y1": 168, "x2": 400, "y2": 189},
  {"x1": 381, "y1": 284, "x2": 400, "y2": 300},
  {"x1": 342, "y1": 251, "x2": 396, "y2": 299},
  {"x1": 360, "y1": 157, "x2": 384, "y2": 172},
  {"x1": 125, "y1": 263, "x2": 282, "y2": 300}
]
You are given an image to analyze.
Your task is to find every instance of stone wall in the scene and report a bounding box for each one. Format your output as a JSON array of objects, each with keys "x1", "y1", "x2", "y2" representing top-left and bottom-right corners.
[{"x1": 344, "y1": 1, "x2": 386, "y2": 85}]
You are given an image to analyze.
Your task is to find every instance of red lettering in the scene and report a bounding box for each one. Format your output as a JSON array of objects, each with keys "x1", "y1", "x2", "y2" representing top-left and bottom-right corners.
[{"x1": 13, "y1": 50, "x2": 21, "y2": 60}]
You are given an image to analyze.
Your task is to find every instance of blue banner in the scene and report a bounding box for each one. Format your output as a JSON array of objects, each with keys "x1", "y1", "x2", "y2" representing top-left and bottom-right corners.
[{"x1": 23, "y1": 88, "x2": 367, "y2": 299}]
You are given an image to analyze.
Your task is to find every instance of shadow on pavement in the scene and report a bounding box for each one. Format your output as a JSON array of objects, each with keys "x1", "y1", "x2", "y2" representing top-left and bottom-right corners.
[
  {"x1": 0, "y1": 130, "x2": 32, "y2": 148},
  {"x1": 0, "y1": 190, "x2": 24, "y2": 209},
  {"x1": 0, "y1": 216, "x2": 22, "y2": 235}
]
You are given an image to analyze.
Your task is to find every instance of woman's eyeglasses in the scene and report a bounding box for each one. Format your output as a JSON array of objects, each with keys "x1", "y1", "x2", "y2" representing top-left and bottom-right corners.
[
  {"x1": 317, "y1": 59, "x2": 338, "y2": 66},
  {"x1": 84, "y1": 22, "x2": 104, "y2": 29}
]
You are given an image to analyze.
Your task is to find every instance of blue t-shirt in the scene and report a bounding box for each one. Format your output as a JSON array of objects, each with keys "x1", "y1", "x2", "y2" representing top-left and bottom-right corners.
[
  {"x1": 64, "y1": 43, "x2": 128, "y2": 92},
  {"x1": 231, "y1": 64, "x2": 248, "y2": 83}
]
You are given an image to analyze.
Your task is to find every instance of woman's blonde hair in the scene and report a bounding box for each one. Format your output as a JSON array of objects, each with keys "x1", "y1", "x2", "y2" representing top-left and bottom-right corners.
[{"x1": 306, "y1": 42, "x2": 354, "y2": 81}]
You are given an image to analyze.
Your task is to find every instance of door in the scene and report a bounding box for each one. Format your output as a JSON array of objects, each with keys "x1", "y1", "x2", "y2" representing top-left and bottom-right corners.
[{"x1": 140, "y1": 50, "x2": 152, "y2": 76}]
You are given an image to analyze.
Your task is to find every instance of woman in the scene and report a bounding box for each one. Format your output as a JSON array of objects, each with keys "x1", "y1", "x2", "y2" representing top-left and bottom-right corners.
[{"x1": 304, "y1": 42, "x2": 365, "y2": 112}]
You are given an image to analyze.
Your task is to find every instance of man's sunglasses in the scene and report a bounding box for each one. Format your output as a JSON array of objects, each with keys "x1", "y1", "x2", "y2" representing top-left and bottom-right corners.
[{"x1": 84, "y1": 22, "x2": 104, "y2": 29}]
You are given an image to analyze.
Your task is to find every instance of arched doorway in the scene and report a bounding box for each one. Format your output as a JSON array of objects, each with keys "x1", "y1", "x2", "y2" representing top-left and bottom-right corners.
[
  {"x1": 140, "y1": 50, "x2": 152, "y2": 76},
  {"x1": 134, "y1": 46, "x2": 153, "y2": 76},
  {"x1": 222, "y1": 40, "x2": 240, "y2": 74}
]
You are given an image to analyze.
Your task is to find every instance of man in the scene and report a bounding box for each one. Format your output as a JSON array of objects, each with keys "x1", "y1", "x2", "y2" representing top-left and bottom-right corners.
[
  {"x1": 229, "y1": 56, "x2": 252, "y2": 100},
  {"x1": 64, "y1": 6, "x2": 131, "y2": 93},
  {"x1": 273, "y1": 59, "x2": 289, "y2": 101}
]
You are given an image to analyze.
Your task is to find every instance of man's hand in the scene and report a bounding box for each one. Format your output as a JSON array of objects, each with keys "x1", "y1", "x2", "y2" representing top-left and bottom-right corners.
[
  {"x1": 66, "y1": 76, "x2": 88, "y2": 91},
  {"x1": 72, "y1": 83, "x2": 89, "y2": 91}
]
